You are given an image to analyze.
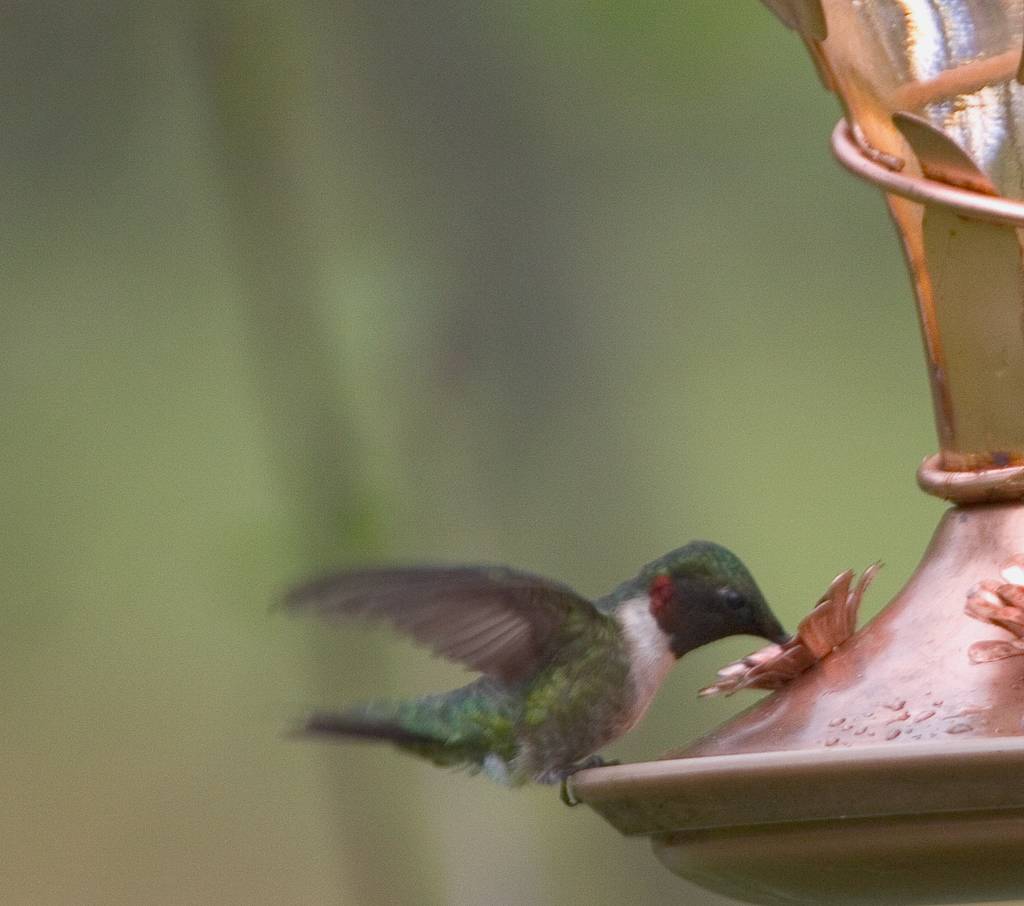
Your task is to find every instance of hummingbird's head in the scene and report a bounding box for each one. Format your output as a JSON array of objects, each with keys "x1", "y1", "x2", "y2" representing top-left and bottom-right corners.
[{"x1": 641, "y1": 541, "x2": 789, "y2": 658}]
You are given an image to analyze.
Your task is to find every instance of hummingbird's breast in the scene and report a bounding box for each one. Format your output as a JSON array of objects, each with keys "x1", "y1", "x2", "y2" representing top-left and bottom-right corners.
[{"x1": 614, "y1": 595, "x2": 676, "y2": 730}]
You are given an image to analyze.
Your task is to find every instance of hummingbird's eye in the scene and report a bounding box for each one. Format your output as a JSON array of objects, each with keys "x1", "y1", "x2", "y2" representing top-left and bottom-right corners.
[{"x1": 719, "y1": 587, "x2": 745, "y2": 610}]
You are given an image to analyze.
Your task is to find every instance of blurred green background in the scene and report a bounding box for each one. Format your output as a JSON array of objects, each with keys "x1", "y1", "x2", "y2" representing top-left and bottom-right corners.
[{"x1": 3, "y1": 2, "x2": 948, "y2": 904}]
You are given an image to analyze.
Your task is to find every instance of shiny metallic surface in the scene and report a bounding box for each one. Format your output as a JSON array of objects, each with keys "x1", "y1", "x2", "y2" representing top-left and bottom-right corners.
[
  {"x1": 573, "y1": 738, "x2": 1024, "y2": 834},
  {"x1": 575, "y1": 3, "x2": 1024, "y2": 902},
  {"x1": 760, "y1": 0, "x2": 828, "y2": 39},
  {"x1": 835, "y1": 114, "x2": 1024, "y2": 469},
  {"x1": 831, "y1": 118, "x2": 1024, "y2": 221},
  {"x1": 652, "y1": 808, "x2": 1024, "y2": 906},
  {"x1": 819, "y1": 0, "x2": 1024, "y2": 198},
  {"x1": 893, "y1": 110, "x2": 1001, "y2": 192},
  {"x1": 679, "y1": 504, "x2": 1024, "y2": 756},
  {"x1": 819, "y1": 2, "x2": 1024, "y2": 468},
  {"x1": 918, "y1": 452, "x2": 1024, "y2": 501}
]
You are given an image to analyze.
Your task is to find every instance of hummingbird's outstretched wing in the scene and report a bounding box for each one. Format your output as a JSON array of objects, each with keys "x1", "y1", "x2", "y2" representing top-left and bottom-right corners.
[{"x1": 284, "y1": 566, "x2": 605, "y2": 683}]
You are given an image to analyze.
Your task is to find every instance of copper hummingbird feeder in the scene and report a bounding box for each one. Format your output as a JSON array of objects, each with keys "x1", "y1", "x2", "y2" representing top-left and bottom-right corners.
[{"x1": 569, "y1": 3, "x2": 1024, "y2": 903}]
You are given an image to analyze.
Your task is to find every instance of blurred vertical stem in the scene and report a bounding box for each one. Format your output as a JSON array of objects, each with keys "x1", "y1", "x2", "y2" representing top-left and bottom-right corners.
[
  {"x1": 188, "y1": 2, "x2": 365, "y2": 546},
  {"x1": 187, "y1": 3, "x2": 437, "y2": 903}
]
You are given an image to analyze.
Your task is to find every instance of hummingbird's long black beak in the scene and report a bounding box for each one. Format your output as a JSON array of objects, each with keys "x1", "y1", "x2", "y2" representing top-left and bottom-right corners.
[{"x1": 763, "y1": 614, "x2": 792, "y2": 646}]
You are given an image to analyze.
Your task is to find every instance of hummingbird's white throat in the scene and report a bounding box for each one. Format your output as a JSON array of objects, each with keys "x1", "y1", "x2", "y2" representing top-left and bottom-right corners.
[{"x1": 616, "y1": 595, "x2": 676, "y2": 730}]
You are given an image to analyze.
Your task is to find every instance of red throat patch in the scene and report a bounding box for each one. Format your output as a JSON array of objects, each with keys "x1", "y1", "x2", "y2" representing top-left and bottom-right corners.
[{"x1": 649, "y1": 575, "x2": 674, "y2": 621}]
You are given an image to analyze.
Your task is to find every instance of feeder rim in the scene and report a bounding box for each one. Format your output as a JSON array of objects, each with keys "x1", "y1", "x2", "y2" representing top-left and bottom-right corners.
[{"x1": 569, "y1": 736, "x2": 1024, "y2": 837}]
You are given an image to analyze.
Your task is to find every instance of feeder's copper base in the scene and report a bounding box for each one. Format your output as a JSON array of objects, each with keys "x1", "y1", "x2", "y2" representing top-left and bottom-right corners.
[
  {"x1": 684, "y1": 503, "x2": 1024, "y2": 756},
  {"x1": 571, "y1": 503, "x2": 1024, "y2": 905}
]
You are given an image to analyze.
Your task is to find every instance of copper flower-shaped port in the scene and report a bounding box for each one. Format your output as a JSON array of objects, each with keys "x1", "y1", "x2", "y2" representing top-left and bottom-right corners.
[
  {"x1": 965, "y1": 555, "x2": 1024, "y2": 663},
  {"x1": 700, "y1": 564, "x2": 880, "y2": 697}
]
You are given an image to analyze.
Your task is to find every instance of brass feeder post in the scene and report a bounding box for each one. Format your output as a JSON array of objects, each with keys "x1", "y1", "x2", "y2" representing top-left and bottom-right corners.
[{"x1": 570, "y1": 3, "x2": 1024, "y2": 904}]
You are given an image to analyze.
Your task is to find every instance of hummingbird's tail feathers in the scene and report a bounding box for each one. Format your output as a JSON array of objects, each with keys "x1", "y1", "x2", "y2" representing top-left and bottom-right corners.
[
  {"x1": 296, "y1": 710, "x2": 440, "y2": 748},
  {"x1": 295, "y1": 683, "x2": 521, "y2": 777},
  {"x1": 295, "y1": 694, "x2": 493, "y2": 768},
  {"x1": 295, "y1": 704, "x2": 469, "y2": 769}
]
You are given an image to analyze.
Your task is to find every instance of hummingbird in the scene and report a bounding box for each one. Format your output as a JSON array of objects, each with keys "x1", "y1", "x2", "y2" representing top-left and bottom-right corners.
[{"x1": 286, "y1": 541, "x2": 787, "y2": 789}]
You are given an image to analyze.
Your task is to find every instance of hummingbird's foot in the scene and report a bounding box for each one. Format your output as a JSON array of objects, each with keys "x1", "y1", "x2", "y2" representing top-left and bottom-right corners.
[
  {"x1": 557, "y1": 755, "x2": 621, "y2": 807},
  {"x1": 559, "y1": 778, "x2": 580, "y2": 807}
]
